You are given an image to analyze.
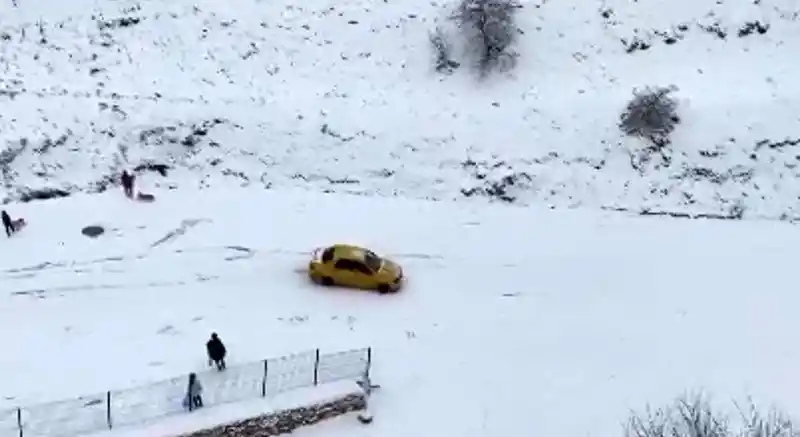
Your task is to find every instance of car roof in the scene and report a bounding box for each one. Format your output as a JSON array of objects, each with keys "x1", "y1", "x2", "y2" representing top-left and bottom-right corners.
[{"x1": 331, "y1": 244, "x2": 368, "y2": 260}]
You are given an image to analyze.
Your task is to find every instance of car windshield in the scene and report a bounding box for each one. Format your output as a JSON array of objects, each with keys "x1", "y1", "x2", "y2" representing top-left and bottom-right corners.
[{"x1": 362, "y1": 251, "x2": 383, "y2": 272}]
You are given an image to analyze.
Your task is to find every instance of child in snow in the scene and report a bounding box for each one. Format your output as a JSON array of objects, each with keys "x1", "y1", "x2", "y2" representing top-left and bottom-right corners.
[
  {"x1": 121, "y1": 170, "x2": 135, "y2": 198},
  {"x1": 356, "y1": 371, "x2": 379, "y2": 424},
  {"x1": 184, "y1": 372, "x2": 204, "y2": 411}
]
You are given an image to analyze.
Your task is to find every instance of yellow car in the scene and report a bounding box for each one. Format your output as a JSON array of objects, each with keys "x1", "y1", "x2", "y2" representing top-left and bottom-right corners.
[{"x1": 308, "y1": 244, "x2": 403, "y2": 293}]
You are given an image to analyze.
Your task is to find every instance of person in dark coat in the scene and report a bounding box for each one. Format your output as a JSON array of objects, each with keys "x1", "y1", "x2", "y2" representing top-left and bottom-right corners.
[
  {"x1": 1, "y1": 210, "x2": 13, "y2": 237},
  {"x1": 185, "y1": 372, "x2": 203, "y2": 411},
  {"x1": 121, "y1": 170, "x2": 135, "y2": 198},
  {"x1": 206, "y1": 332, "x2": 227, "y2": 371}
]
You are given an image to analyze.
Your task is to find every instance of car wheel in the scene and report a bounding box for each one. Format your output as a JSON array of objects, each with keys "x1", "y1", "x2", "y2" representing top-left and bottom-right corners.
[
  {"x1": 321, "y1": 276, "x2": 334, "y2": 286},
  {"x1": 377, "y1": 284, "x2": 391, "y2": 294}
]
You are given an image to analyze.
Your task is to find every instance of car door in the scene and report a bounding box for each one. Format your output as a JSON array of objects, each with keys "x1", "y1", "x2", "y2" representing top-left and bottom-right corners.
[
  {"x1": 333, "y1": 259, "x2": 360, "y2": 287},
  {"x1": 349, "y1": 260, "x2": 377, "y2": 289}
]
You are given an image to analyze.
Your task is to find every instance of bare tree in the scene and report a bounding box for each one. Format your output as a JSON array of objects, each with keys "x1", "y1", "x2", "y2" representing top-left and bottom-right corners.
[
  {"x1": 619, "y1": 85, "x2": 681, "y2": 148},
  {"x1": 451, "y1": 0, "x2": 522, "y2": 76}
]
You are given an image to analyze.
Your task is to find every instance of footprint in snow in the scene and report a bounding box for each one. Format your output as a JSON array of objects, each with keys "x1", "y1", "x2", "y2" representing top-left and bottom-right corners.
[
  {"x1": 279, "y1": 315, "x2": 309, "y2": 324},
  {"x1": 157, "y1": 325, "x2": 179, "y2": 335}
]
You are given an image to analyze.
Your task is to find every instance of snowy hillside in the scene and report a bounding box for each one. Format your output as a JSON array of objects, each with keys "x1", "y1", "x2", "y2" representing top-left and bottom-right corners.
[
  {"x1": 3, "y1": 188, "x2": 800, "y2": 437},
  {"x1": 3, "y1": 1, "x2": 800, "y2": 436},
  {"x1": 0, "y1": 0, "x2": 799, "y2": 217}
]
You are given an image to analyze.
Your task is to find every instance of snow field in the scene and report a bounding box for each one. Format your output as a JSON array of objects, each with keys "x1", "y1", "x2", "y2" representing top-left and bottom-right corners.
[{"x1": 1, "y1": 187, "x2": 799, "y2": 437}]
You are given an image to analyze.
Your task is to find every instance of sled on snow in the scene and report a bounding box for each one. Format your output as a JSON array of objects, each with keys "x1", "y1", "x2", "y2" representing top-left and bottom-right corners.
[
  {"x1": 136, "y1": 192, "x2": 156, "y2": 202},
  {"x1": 11, "y1": 218, "x2": 26, "y2": 233}
]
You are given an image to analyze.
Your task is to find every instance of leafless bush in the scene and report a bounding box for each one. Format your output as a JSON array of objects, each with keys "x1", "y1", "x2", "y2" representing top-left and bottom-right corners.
[
  {"x1": 626, "y1": 393, "x2": 729, "y2": 437},
  {"x1": 737, "y1": 398, "x2": 800, "y2": 437},
  {"x1": 429, "y1": 26, "x2": 460, "y2": 74},
  {"x1": 619, "y1": 85, "x2": 681, "y2": 148},
  {"x1": 451, "y1": 0, "x2": 522, "y2": 76},
  {"x1": 625, "y1": 393, "x2": 800, "y2": 437}
]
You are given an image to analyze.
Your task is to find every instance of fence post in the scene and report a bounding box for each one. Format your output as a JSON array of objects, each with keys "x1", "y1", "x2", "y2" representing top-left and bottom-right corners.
[
  {"x1": 366, "y1": 347, "x2": 372, "y2": 379},
  {"x1": 16, "y1": 407, "x2": 21, "y2": 437},
  {"x1": 261, "y1": 359, "x2": 268, "y2": 397},
  {"x1": 313, "y1": 349, "x2": 320, "y2": 386},
  {"x1": 106, "y1": 391, "x2": 112, "y2": 429}
]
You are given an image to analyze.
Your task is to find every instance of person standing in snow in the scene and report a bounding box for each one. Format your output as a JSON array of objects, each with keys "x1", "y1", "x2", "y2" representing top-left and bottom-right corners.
[
  {"x1": 185, "y1": 372, "x2": 204, "y2": 411},
  {"x1": 121, "y1": 170, "x2": 135, "y2": 198},
  {"x1": 206, "y1": 332, "x2": 227, "y2": 371},
  {"x1": 356, "y1": 371, "x2": 379, "y2": 424},
  {"x1": 1, "y1": 210, "x2": 14, "y2": 237}
]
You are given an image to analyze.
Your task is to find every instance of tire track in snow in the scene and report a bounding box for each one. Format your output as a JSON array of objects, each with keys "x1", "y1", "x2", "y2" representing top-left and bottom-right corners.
[
  {"x1": 149, "y1": 218, "x2": 211, "y2": 248},
  {"x1": 3, "y1": 245, "x2": 256, "y2": 298},
  {"x1": 3, "y1": 237, "x2": 459, "y2": 299},
  {"x1": 3, "y1": 217, "x2": 265, "y2": 297}
]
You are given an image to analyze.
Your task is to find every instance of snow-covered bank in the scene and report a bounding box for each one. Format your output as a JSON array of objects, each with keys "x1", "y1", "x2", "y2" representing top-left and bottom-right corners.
[{"x1": 0, "y1": 0, "x2": 798, "y2": 217}]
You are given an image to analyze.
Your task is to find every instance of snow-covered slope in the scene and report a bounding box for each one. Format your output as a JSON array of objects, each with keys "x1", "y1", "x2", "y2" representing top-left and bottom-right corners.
[
  {"x1": 4, "y1": 1, "x2": 800, "y2": 436},
  {"x1": 1, "y1": 0, "x2": 799, "y2": 217},
  {"x1": 3, "y1": 188, "x2": 800, "y2": 437}
]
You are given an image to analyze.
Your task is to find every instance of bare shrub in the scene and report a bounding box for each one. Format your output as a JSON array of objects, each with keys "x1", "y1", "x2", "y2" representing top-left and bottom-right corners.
[
  {"x1": 625, "y1": 393, "x2": 729, "y2": 437},
  {"x1": 451, "y1": 0, "x2": 522, "y2": 76},
  {"x1": 429, "y1": 26, "x2": 460, "y2": 74},
  {"x1": 626, "y1": 393, "x2": 800, "y2": 437},
  {"x1": 737, "y1": 398, "x2": 800, "y2": 437},
  {"x1": 619, "y1": 85, "x2": 681, "y2": 147}
]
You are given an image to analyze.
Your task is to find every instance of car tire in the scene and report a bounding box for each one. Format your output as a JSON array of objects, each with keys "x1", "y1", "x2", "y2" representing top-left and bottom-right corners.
[
  {"x1": 321, "y1": 276, "x2": 334, "y2": 286},
  {"x1": 377, "y1": 284, "x2": 391, "y2": 294}
]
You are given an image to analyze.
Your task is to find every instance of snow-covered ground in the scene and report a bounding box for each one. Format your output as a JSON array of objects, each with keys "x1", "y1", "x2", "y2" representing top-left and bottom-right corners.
[
  {"x1": 2, "y1": 0, "x2": 800, "y2": 435},
  {"x1": 2, "y1": 187, "x2": 800, "y2": 437},
  {"x1": 0, "y1": 0, "x2": 799, "y2": 216},
  {"x1": 84, "y1": 382, "x2": 362, "y2": 437}
]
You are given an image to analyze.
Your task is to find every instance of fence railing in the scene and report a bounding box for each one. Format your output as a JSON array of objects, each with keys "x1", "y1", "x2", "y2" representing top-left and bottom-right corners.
[{"x1": 0, "y1": 347, "x2": 372, "y2": 437}]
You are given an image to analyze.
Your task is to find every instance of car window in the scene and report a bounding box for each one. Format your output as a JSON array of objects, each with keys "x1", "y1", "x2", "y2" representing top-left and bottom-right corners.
[
  {"x1": 363, "y1": 251, "x2": 383, "y2": 272},
  {"x1": 334, "y1": 259, "x2": 355, "y2": 270},
  {"x1": 321, "y1": 247, "x2": 335, "y2": 263},
  {"x1": 333, "y1": 259, "x2": 373, "y2": 275},
  {"x1": 352, "y1": 261, "x2": 373, "y2": 275}
]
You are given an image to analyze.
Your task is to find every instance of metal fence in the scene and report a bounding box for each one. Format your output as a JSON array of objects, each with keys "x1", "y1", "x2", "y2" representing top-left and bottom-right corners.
[{"x1": 0, "y1": 347, "x2": 372, "y2": 437}]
